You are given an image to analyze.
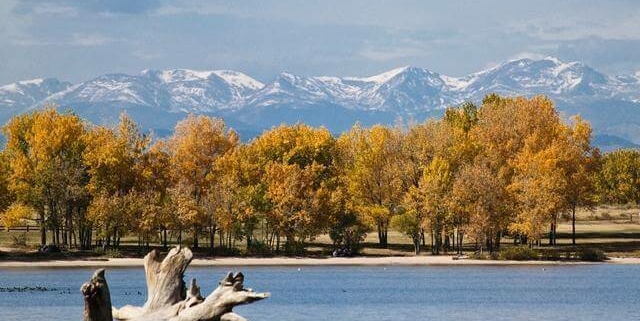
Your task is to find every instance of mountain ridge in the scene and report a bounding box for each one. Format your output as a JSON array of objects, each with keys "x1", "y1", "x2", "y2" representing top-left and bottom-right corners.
[{"x1": 1, "y1": 57, "x2": 639, "y2": 150}]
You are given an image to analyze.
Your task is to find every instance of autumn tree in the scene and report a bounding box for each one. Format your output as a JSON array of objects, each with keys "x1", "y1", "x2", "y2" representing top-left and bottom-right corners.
[
  {"x1": 340, "y1": 124, "x2": 404, "y2": 248},
  {"x1": 398, "y1": 104, "x2": 478, "y2": 255},
  {"x1": 560, "y1": 116, "x2": 599, "y2": 244},
  {"x1": 249, "y1": 124, "x2": 339, "y2": 252},
  {"x1": 3, "y1": 107, "x2": 88, "y2": 247},
  {"x1": 0, "y1": 152, "x2": 15, "y2": 219},
  {"x1": 167, "y1": 114, "x2": 237, "y2": 249},
  {"x1": 472, "y1": 95, "x2": 567, "y2": 247},
  {"x1": 450, "y1": 159, "x2": 508, "y2": 253},
  {"x1": 212, "y1": 145, "x2": 263, "y2": 251},
  {"x1": 84, "y1": 113, "x2": 148, "y2": 247},
  {"x1": 596, "y1": 149, "x2": 640, "y2": 222},
  {"x1": 138, "y1": 140, "x2": 174, "y2": 248}
]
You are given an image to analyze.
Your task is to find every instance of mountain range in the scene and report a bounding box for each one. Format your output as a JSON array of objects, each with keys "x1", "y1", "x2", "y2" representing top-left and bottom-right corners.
[{"x1": 1, "y1": 56, "x2": 640, "y2": 150}]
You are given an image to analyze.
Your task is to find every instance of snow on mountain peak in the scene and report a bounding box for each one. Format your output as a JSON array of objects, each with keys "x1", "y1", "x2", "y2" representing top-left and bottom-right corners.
[
  {"x1": 19, "y1": 78, "x2": 45, "y2": 86},
  {"x1": 3, "y1": 56, "x2": 640, "y2": 140},
  {"x1": 212, "y1": 70, "x2": 264, "y2": 90},
  {"x1": 542, "y1": 56, "x2": 562, "y2": 64},
  {"x1": 140, "y1": 69, "x2": 264, "y2": 91},
  {"x1": 1, "y1": 78, "x2": 72, "y2": 109},
  {"x1": 440, "y1": 75, "x2": 471, "y2": 91},
  {"x1": 155, "y1": 69, "x2": 215, "y2": 83},
  {"x1": 346, "y1": 66, "x2": 411, "y2": 84},
  {"x1": 1, "y1": 78, "x2": 45, "y2": 92}
]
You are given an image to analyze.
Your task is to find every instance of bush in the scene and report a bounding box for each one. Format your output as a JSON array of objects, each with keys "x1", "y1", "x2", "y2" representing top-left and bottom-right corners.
[
  {"x1": 92, "y1": 247, "x2": 105, "y2": 256},
  {"x1": 11, "y1": 233, "x2": 27, "y2": 248},
  {"x1": 469, "y1": 251, "x2": 488, "y2": 260},
  {"x1": 244, "y1": 240, "x2": 271, "y2": 256},
  {"x1": 540, "y1": 250, "x2": 561, "y2": 261},
  {"x1": 468, "y1": 250, "x2": 501, "y2": 260},
  {"x1": 216, "y1": 246, "x2": 241, "y2": 256},
  {"x1": 578, "y1": 249, "x2": 607, "y2": 262},
  {"x1": 500, "y1": 246, "x2": 539, "y2": 261},
  {"x1": 105, "y1": 248, "x2": 123, "y2": 258},
  {"x1": 599, "y1": 212, "x2": 613, "y2": 220},
  {"x1": 284, "y1": 240, "x2": 305, "y2": 255},
  {"x1": 329, "y1": 212, "x2": 368, "y2": 254}
]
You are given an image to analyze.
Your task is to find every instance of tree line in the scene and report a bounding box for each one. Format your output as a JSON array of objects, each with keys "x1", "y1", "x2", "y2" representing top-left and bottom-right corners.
[{"x1": 0, "y1": 94, "x2": 635, "y2": 255}]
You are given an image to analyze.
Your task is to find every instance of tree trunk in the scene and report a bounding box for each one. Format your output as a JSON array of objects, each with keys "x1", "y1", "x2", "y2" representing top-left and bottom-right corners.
[
  {"x1": 192, "y1": 226, "x2": 199, "y2": 249},
  {"x1": 39, "y1": 210, "x2": 46, "y2": 246},
  {"x1": 163, "y1": 228, "x2": 168, "y2": 250},
  {"x1": 413, "y1": 234, "x2": 420, "y2": 255},
  {"x1": 571, "y1": 205, "x2": 576, "y2": 245},
  {"x1": 209, "y1": 224, "x2": 215, "y2": 253},
  {"x1": 82, "y1": 246, "x2": 269, "y2": 321}
]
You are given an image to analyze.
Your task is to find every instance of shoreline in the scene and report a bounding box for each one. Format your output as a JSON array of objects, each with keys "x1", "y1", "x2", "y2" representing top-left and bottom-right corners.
[{"x1": 1, "y1": 255, "x2": 639, "y2": 268}]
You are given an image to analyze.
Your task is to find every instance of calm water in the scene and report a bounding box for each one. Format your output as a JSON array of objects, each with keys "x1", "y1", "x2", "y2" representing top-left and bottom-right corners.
[{"x1": 0, "y1": 264, "x2": 639, "y2": 320}]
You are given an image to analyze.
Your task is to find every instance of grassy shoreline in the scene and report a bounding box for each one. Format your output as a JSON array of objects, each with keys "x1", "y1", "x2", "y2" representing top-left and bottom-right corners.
[{"x1": 2, "y1": 205, "x2": 639, "y2": 266}]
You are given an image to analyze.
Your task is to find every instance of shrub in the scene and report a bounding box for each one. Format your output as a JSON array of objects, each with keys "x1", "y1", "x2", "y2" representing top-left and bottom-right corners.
[
  {"x1": 92, "y1": 247, "x2": 105, "y2": 256},
  {"x1": 578, "y1": 249, "x2": 607, "y2": 262},
  {"x1": 105, "y1": 248, "x2": 123, "y2": 258},
  {"x1": 244, "y1": 240, "x2": 271, "y2": 256},
  {"x1": 11, "y1": 233, "x2": 27, "y2": 248},
  {"x1": 599, "y1": 212, "x2": 613, "y2": 220},
  {"x1": 216, "y1": 246, "x2": 241, "y2": 256},
  {"x1": 500, "y1": 246, "x2": 539, "y2": 261},
  {"x1": 540, "y1": 250, "x2": 561, "y2": 261},
  {"x1": 565, "y1": 251, "x2": 574, "y2": 260},
  {"x1": 469, "y1": 250, "x2": 500, "y2": 260},
  {"x1": 469, "y1": 251, "x2": 488, "y2": 260},
  {"x1": 329, "y1": 211, "x2": 368, "y2": 254},
  {"x1": 284, "y1": 240, "x2": 305, "y2": 255}
]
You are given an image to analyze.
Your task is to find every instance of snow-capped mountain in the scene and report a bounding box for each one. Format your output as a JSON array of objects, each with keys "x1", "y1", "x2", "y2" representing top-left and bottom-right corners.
[
  {"x1": 42, "y1": 69, "x2": 263, "y2": 113},
  {"x1": 0, "y1": 78, "x2": 72, "y2": 112},
  {"x1": 1, "y1": 57, "x2": 640, "y2": 149},
  {"x1": 459, "y1": 57, "x2": 610, "y2": 98}
]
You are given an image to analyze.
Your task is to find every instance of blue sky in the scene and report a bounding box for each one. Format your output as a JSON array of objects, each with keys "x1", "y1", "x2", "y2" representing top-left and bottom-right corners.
[{"x1": 1, "y1": 0, "x2": 640, "y2": 84}]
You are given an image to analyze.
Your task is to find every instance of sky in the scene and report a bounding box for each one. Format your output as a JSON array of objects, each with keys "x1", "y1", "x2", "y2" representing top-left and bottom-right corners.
[{"x1": 1, "y1": 0, "x2": 640, "y2": 85}]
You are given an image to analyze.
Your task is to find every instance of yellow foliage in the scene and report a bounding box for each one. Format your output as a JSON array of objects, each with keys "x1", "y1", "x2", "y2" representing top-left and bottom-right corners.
[{"x1": 1, "y1": 203, "x2": 35, "y2": 230}]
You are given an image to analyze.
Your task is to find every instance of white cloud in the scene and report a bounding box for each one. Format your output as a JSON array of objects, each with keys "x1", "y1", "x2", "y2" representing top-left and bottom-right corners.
[
  {"x1": 132, "y1": 49, "x2": 162, "y2": 60},
  {"x1": 510, "y1": 8, "x2": 640, "y2": 41},
  {"x1": 32, "y1": 3, "x2": 78, "y2": 17},
  {"x1": 359, "y1": 47, "x2": 424, "y2": 61},
  {"x1": 71, "y1": 33, "x2": 115, "y2": 46}
]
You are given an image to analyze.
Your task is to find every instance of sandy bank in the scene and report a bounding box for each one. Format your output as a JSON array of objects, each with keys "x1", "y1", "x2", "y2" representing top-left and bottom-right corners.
[{"x1": 2, "y1": 255, "x2": 638, "y2": 268}]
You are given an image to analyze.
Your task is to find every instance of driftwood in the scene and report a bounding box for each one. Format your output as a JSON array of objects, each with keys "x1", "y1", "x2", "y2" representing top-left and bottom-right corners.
[
  {"x1": 80, "y1": 246, "x2": 269, "y2": 321},
  {"x1": 81, "y1": 268, "x2": 113, "y2": 321}
]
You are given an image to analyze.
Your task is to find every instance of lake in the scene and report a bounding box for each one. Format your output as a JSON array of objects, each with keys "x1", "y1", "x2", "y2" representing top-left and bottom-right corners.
[{"x1": 0, "y1": 264, "x2": 639, "y2": 320}]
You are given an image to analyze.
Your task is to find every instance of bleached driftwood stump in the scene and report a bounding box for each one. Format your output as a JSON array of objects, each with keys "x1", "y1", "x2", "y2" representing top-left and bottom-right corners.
[{"x1": 81, "y1": 246, "x2": 269, "y2": 321}]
